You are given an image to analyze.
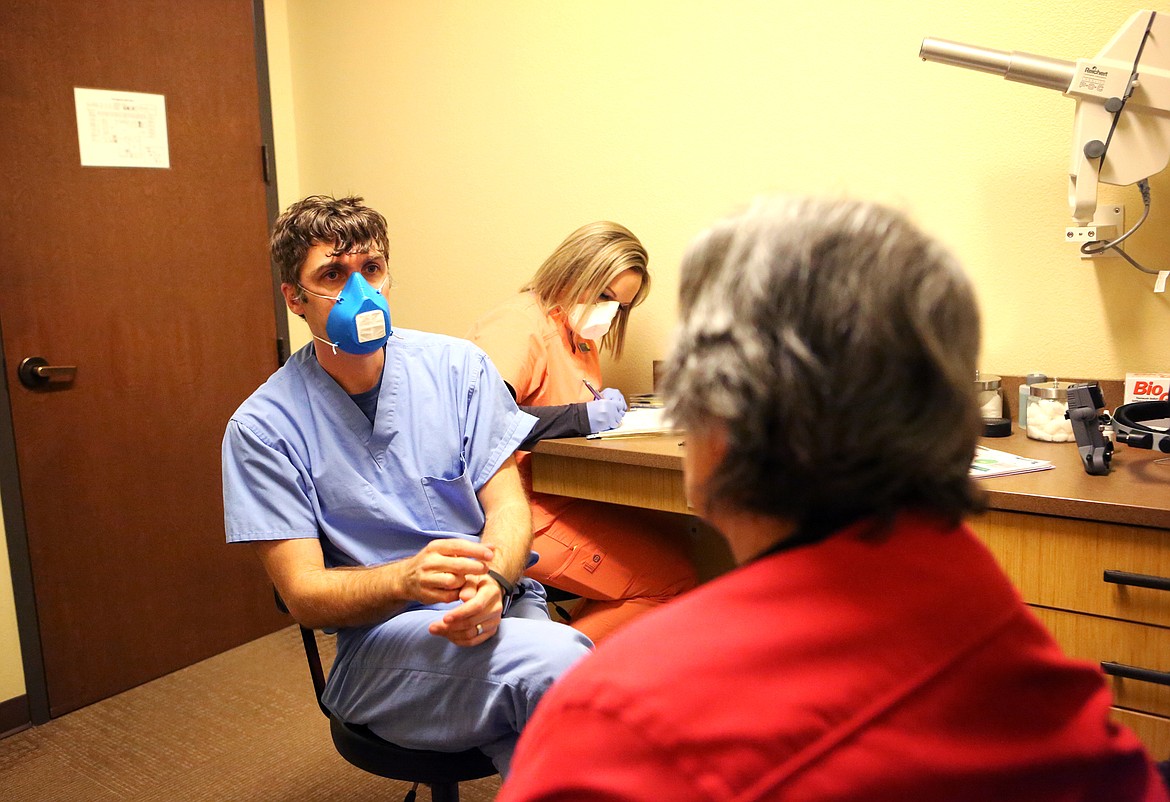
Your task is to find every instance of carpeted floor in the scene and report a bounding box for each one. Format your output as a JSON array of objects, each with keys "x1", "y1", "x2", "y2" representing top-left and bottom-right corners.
[{"x1": 0, "y1": 626, "x2": 502, "y2": 801}]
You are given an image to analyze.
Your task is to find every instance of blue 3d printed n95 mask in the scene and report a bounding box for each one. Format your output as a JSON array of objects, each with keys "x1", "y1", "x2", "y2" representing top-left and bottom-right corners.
[{"x1": 299, "y1": 272, "x2": 391, "y2": 355}]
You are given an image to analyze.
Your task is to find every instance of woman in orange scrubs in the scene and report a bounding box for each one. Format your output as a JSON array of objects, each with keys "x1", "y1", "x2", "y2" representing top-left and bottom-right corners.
[{"x1": 467, "y1": 222, "x2": 696, "y2": 643}]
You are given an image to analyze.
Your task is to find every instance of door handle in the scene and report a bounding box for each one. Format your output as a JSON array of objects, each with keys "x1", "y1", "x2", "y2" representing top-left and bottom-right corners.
[{"x1": 18, "y1": 356, "x2": 77, "y2": 388}]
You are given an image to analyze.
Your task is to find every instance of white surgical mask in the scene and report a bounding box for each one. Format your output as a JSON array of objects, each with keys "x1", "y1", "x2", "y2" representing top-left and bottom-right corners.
[{"x1": 567, "y1": 301, "x2": 620, "y2": 342}]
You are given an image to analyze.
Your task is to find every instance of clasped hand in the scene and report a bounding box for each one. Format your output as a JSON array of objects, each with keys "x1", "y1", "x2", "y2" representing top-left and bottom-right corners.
[
  {"x1": 405, "y1": 538, "x2": 503, "y2": 646},
  {"x1": 586, "y1": 387, "x2": 628, "y2": 433}
]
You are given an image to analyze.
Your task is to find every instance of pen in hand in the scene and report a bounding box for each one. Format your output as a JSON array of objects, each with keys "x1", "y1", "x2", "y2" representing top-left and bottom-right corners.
[{"x1": 582, "y1": 378, "x2": 603, "y2": 400}]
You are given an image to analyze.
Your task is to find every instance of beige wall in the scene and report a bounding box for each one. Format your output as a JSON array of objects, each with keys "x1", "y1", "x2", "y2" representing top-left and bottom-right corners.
[
  {"x1": 271, "y1": 0, "x2": 1170, "y2": 393},
  {"x1": 266, "y1": 0, "x2": 302, "y2": 216},
  {"x1": 0, "y1": 513, "x2": 25, "y2": 703}
]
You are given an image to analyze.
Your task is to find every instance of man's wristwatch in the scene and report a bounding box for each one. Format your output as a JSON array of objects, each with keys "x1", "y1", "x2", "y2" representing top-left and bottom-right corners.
[{"x1": 487, "y1": 569, "x2": 517, "y2": 614}]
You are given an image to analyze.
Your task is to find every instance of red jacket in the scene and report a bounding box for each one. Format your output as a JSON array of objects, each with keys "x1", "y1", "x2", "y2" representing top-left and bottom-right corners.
[{"x1": 500, "y1": 513, "x2": 1168, "y2": 801}]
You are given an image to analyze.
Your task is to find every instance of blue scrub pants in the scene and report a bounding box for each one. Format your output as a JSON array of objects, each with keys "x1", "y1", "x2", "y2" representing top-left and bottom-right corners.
[{"x1": 321, "y1": 579, "x2": 593, "y2": 776}]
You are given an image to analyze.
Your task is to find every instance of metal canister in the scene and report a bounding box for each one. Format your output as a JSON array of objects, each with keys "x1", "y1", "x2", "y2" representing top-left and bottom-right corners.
[
  {"x1": 975, "y1": 372, "x2": 1003, "y2": 419},
  {"x1": 1026, "y1": 381, "x2": 1076, "y2": 442}
]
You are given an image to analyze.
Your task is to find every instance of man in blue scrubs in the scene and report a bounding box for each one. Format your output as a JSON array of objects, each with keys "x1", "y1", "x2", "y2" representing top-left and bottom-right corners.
[{"x1": 221, "y1": 194, "x2": 592, "y2": 776}]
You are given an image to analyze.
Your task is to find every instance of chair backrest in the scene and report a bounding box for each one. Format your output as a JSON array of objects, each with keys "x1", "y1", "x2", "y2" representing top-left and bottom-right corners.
[
  {"x1": 273, "y1": 589, "x2": 330, "y2": 716},
  {"x1": 296, "y1": 624, "x2": 332, "y2": 717}
]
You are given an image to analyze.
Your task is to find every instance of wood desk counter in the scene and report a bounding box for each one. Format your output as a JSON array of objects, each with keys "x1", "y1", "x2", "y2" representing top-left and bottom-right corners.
[
  {"x1": 531, "y1": 429, "x2": 1170, "y2": 526},
  {"x1": 530, "y1": 434, "x2": 688, "y2": 514},
  {"x1": 975, "y1": 430, "x2": 1170, "y2": 530},
  {"x1": 530, "y1": 430, "x2": 1170, "y2": 754}
]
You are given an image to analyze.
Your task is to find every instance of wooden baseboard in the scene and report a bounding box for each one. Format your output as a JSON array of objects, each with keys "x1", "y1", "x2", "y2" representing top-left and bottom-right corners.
[{"x1": 0, "y1": 694, "x2": 31, "y2": 739}]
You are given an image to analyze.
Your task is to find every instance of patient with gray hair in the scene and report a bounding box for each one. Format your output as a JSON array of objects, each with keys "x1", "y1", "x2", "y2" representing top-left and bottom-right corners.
[{"x1": 499, "y1": 197, "x2": 1167, "y2": 802}]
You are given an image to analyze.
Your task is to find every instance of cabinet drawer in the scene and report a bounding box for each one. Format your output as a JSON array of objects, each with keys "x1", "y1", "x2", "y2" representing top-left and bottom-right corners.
[
  {"x1": 972, "y1": 510, "x2": 1170, "y2": 627},
  {"x1": 1112, "y1": 708, "x2": 1170, "y2": 759},
  {"x1": 1031, "y1": 606, "x2": 1170, "y2": 718}
]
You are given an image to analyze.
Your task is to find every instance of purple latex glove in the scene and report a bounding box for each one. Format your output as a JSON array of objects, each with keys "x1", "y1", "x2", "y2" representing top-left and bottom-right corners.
[{"x1": 586, "y1": 388, "x2": 628, "y2": 433}]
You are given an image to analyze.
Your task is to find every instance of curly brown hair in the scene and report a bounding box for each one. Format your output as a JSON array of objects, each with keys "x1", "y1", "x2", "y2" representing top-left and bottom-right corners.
[{"x1": 270, "y1": 195, "x2": 390, "y2": 292}]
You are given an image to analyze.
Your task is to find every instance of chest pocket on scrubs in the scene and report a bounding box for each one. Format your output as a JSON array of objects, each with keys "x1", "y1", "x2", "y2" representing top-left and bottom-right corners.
[{"x1": 420, "y1": 455, "x2": 486, "y2": 535}]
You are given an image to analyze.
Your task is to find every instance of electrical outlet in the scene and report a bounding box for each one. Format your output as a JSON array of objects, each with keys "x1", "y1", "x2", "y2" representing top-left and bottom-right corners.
[{"x1": 1065, "y1": 205, "x2": 1124, "y2": 258}]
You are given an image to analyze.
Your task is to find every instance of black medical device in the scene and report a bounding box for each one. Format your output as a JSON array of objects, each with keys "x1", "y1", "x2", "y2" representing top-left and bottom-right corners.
[
  {"x1": 1065, "y1": 382, "x2": 1170, "y2": 475},
  {"x1": 1112, "y1": 399, "x2": 1170, "y2": 453},
  {"x1": 1066, "y1": 383, "x2": 1114, "y2": 475}
]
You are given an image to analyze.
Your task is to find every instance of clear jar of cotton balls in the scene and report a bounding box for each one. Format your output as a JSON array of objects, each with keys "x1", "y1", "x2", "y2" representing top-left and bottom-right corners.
[{"x1": 1026, "y1": 381, "x2": 1076, "y2": 442}]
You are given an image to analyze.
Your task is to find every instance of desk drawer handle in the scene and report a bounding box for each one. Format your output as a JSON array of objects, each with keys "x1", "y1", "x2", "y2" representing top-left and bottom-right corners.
[
  {"x1": 1101, "y1": 661, "x2": 1170, "y2": 687},
  {"x1": 1103, "y1": 570, "x2": 1170, "y2": 592}
]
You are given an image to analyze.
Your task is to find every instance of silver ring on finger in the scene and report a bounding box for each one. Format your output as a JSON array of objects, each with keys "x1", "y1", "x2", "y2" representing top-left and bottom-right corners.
[{"x1": 475, "y1": 623, "x2": 484, "y2": 636}]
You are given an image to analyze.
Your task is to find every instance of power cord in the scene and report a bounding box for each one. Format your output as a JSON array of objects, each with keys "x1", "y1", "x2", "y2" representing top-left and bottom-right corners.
[{"x1": 1079, "y1": 179, "x2": 1161, "y2": 275}]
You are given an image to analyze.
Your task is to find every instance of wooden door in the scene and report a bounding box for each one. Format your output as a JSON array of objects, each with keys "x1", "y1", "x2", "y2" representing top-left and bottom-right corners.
[{"x1": 0, "y1": 1, "x2": 286, "y2": 716}]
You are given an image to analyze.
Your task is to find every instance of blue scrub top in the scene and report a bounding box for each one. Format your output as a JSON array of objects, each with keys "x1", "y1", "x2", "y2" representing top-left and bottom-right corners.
[{"x1": 221, "y1": 330, "x2": 536, "y2": 571}]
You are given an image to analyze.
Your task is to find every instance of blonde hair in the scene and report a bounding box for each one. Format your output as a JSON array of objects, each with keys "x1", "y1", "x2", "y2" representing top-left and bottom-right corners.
[{"x1": 522, "y1": 221, "x2": 649, "y2": 357}]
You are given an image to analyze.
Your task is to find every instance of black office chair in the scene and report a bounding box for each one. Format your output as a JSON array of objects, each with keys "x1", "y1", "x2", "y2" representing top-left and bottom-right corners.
[
  {"x1": 275, "y1": 591, "x2": 497, "y2": 802},
  {"x1": 540, "y1": 584, "x2": 581, "y2": 622}
]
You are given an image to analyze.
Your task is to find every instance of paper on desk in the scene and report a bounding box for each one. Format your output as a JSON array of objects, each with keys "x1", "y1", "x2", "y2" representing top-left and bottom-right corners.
[
  {"x1": 586, "y1": 407, "x2": 677, "y2": 439},
  {"x1": 969, "y1": 445, "x2": 1054, "y2": 478}
]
